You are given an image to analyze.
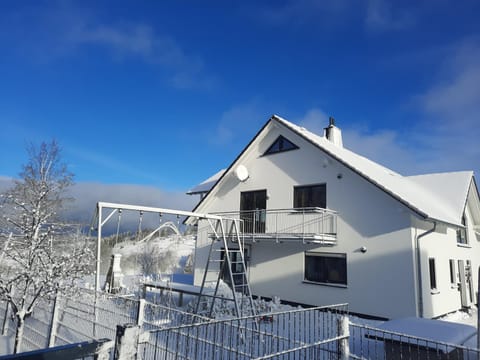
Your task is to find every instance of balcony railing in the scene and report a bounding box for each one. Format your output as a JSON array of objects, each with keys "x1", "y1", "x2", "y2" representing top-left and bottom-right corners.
[{"x1": 212, "y1": 207, "x2": 337, "y2": 244}]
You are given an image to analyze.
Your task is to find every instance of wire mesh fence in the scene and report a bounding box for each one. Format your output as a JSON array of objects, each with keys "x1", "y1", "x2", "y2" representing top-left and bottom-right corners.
[
  {"x1": 0, "y1": 299, "x2": 16, "y2": 339},
  {"x1": 349, "y1": 322, "x2": 480, "y2": 360},
  {"x1": 2, "y1": 288, "x2": 479, "y2": 359},
  {"x1": 140, "y1": 304, "x2": 349, "y2": 359}
]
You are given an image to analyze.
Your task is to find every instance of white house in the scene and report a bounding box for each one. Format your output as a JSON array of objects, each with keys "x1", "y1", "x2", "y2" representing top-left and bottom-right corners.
[{"x1": 187, "y1": 115, "x2": 480, "y2": 320}]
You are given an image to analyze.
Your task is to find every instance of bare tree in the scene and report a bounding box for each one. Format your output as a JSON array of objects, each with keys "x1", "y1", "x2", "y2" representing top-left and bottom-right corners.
[{"x1": 0, "y1": 140, "x2": 92, "y2": 353}]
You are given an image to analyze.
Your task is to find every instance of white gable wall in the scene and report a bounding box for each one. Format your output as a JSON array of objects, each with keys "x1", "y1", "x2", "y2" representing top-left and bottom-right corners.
[{"x1": 194, "y1": 121, "x2": 422, "y2": 319}]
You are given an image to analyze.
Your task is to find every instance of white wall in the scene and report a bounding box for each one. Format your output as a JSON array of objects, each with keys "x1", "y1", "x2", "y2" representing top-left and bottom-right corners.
[
  {"x1": 192, "y1": 121, "x2": 454, "y2": 319},
  {"x1": 415, "y1": 204, "x2": 480, "y2": 318}
]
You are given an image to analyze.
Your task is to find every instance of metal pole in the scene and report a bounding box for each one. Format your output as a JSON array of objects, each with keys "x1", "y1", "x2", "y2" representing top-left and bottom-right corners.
[
  {"x1": 1, "y1": 285, "x2": 12, "y2": 336},
  {"x1": 94, "y1": 204, "x2": 102, "y2": 338},
  {"x1": 477, "y1": 266, "x2": 479, "y2": 353},
  {"x1": 337, "y1": 315, "x2": 350, "y2": 360},
  {"x1": 96, "y1": 204, "x2": 102, "y2": 292},
  {"x1": 114, "y1": 324, "x2": 140, "y2": 360},
  {"x1": 48, "y1": 291, "x2": 60, "y2": 347}
]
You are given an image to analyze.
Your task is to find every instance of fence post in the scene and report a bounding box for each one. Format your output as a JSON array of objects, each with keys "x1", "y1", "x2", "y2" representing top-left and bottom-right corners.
[
  {"x1": 1, "y1": 301, "x2": 10, "y2": 336},
  {"x1": 337, "y1": 315, "x2": 350, "y2": 360},
  {"x1": 114, "y1": 324, "x2": 140, "y2": 360},
  {"x1": 48, "y1": 292, "x2": 60, "y2": 347},
  {"x1": 136, "y1": 299, "x2": 145, "y2": 327},
  {"x1": 2, "y1": 286, "x2": 13, "y2": 336},
  {"x1": 477, "y1": 266, "x2": 479, "y2": 353}
]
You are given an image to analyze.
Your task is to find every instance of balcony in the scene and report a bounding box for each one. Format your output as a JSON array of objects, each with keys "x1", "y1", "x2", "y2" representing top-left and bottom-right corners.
[{"x1": 212, "y1": 207, "x2": 337, "y2": 245}]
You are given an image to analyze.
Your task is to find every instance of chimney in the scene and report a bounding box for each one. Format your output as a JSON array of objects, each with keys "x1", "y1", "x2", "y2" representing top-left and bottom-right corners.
[{"x1": 324, "y1": 117, "x2": 343, "y2": 147}]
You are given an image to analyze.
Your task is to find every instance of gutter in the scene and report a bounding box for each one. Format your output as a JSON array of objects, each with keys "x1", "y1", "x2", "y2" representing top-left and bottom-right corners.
[{"x1": 415, "y1": 220, "x2": 436, "y2": 318}]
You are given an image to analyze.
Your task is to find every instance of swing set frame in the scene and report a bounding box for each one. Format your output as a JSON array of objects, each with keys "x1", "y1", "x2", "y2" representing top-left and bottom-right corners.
[{"x1": 91, "y1": 201, "x2": 225, "y2": 293}]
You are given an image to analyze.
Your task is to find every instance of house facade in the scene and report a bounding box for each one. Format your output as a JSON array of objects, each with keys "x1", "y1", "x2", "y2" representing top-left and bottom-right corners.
[{"x1": 188, "y1": 115, "x2": 480, "y2": 319}]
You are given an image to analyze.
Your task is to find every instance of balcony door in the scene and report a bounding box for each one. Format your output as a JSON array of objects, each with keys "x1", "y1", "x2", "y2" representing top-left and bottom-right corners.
[{"x1": 240, "y1": 190, "x2": 267, "y2": 233}]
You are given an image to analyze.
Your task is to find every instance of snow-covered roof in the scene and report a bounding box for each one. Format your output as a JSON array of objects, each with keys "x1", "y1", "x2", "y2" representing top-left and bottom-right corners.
[
  {"x1": 274, "y1": 115, "x2": 470, "y2": 226},
  {"x1": 189, "y1": 115, "x2": 474, "y2": 227},
  {"x1": 373, "y1": 317, "x2": 477, "y2": 347},
  {"x1": 408, "y1": 172, "x2": 473, "y2": 220},
  {"x1": 187, "y1": 169, "x2": 226, "y2": 195}
]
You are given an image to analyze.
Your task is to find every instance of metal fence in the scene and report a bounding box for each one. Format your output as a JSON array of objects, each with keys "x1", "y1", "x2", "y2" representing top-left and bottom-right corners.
[
  {"x1": 0, "y1": 289, "x2": 208, "y2": 354},
  {"x1": 349, "y1": 322, "x2": 480, "y2": 360},
  {"x1": 140, "y1": 304, "x2": 349, "y2": 359},
  {"x1": 211, "y1": 207, "x2": 338, "y2": 243},
  {"x1": 3, "y1": 289, "x2": 479, "y2": 360}
]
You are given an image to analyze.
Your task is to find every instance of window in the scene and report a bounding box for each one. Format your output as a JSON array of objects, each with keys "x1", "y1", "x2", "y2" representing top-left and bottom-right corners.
[
  {"x1": 263, "y1": 135, "x2": 299, "y2": 156},
  {"x1": 220, "y1": 248, "x2": 249, "y2": 289},
  {"x1": 429, "y1": 258, "x2": 437, "y2": 290},
  {"x1": 456, "y1": 214, "x2": 468, "y2": 244},
  {"x1": 304, "y1": 252, "x2": 347, "y2": 285},
  {"x1": 294, "y1": 184, "x2": 326, "y2": 209},
  {"x1": 449, "y1": 259, "x2": 456, "y2": 285}
]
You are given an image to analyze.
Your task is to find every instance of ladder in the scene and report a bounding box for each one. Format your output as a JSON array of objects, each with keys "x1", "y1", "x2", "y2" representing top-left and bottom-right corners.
[{"x1": 195, "y1": 218, "x2": 257, "y2": 320}]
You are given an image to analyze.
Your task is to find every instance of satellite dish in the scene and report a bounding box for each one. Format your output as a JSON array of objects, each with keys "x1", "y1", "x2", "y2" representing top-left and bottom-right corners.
[{"x1": 234, "y1": 165, "x2": 249, "y2": 182}]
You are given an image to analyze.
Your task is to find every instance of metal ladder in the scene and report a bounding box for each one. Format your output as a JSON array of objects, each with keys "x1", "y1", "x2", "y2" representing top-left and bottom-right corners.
[{"x1": 195, "y1": 218, "x2": 257, "y2": 320}]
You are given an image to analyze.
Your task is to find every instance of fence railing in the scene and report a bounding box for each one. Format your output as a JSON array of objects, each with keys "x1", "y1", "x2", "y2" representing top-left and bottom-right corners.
[
  {"x1": 349, "y1": 322, "x2": 480, "y2": 360},
  {"x1": 0, "y1": 288, "x2": 208, "y2": 354},
  {"x1": 212, "y1": 207, "x2": 337, "y2": 243},
  {"x1": 0, "y1": 338, "x2": 113, "y2": 360},
  {"x1": 2, "y1": 289, "x2": 479, "y2": 360},
  {"x1": 140, "y1": 304, "x2": 349, "y2": 359}
]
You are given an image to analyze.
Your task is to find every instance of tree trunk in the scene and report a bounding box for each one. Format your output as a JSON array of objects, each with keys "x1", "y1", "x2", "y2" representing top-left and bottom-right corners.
[{"x1": 13, "y1": 316, "x2": 25, "y2": 354}]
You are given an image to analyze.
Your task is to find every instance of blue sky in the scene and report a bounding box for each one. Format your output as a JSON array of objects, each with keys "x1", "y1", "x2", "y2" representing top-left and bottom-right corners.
[{"x1": 1, "y1": 1, "x2": 479, "y2": 216}]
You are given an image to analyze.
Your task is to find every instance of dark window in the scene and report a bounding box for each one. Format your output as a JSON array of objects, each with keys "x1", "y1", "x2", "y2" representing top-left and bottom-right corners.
[
  {"x1": 304, "y1": 252, "x2": 347, "y2": 285},
  {"x1": 240, "y1": 190, "x2": 267, "y2": 233},
  {"x1": 294, "y1": 184, "x2": 326, "y2": 209},
  {"x1": 456, "y1": 214, "x2": 468, "y2": 244},
  {"x1": 263, "y1": 135, "x2": 299, "y2": 156},
  {"x1": 449, "y1": 259, "x2": 456, "y2": 284},
  {"x1": 429, "y1": 258, "x2": 437, "y2": 290}
]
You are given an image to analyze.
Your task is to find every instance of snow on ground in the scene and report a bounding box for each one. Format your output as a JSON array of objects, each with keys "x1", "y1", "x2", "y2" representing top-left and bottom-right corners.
[
  {"x1": 440, "y1": 305, "x2": 478, "y2": 328},
  {"x1": 110, "y1": 234, "x2": 195, "y2": 276},
  {"x1": 0, "y1": 336, "x2": 12, "y2": 356}
]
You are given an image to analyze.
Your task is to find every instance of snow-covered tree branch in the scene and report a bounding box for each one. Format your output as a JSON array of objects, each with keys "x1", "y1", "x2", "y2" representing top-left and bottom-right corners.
[{"x1": 0, "y1": 140, "x2": 93, "y2": 353}]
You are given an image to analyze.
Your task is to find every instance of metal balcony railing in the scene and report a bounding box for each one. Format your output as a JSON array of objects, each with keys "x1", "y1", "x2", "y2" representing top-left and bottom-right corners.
[{"x1": 213, "y1": 207, "x2": 337, "y2": 244}]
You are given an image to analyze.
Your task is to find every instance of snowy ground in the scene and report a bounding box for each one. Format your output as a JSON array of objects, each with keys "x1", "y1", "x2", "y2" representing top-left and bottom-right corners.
[
  {"x1": 107, "y1": 234, "x2": 195, "y2": 276},
  {"x1": 440, "y1": 305, "x2": 478, "y2": 328},
  {"x1": 0, "y1": 336, "x2": 12, "y2": 356}
]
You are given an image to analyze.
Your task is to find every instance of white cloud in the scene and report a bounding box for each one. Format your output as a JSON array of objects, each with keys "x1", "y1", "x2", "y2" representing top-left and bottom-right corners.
[
  {"x1": 69, "y1": 22, "x2": 216, "y2": 90},
  {"x1": 3, "y1": 4, "x2": 215, "y2": 90},
  {"x1": 67, "y1": 145, "x2": 159, "y2": 183},
  {"x1": 412, "y1": 38, "x2": 480, "y2": 175},
  {"x1": 297, "y1": 108, "x2": 330, "y2": 134},
  {"x1": 253, "y1": 0, "x2": 414, "y2": 32},
  {"x1": 0, "y1": 177, "x2": 197, "y2": 231},
  {"x1": 297, "y1": 108, "x2": 420, "y2": 174},
  {"x1": 418, "y1": 39, "x2": 480, "y2": 126},
  {"x1": 295, "y1": 103, "x2": 479, "y2": 178},
  {"x1": 365, "y1": 0, "x2": 415, "y2": 31},
  {"x1": 66, "y1": 182, "x2": 197, "y2": 228},
  {"x1": 0, "y1": 176, "x2": 14, "y2": 192},
  {"x1": 209, "y1": 100, "x2": 268, "y2": 146},
  {"x1": 256, "y1": 0, "x2": 351, "y2": 27},
  {"x1": 342, "y1": 128, "x2": 421, "y2": 174}
]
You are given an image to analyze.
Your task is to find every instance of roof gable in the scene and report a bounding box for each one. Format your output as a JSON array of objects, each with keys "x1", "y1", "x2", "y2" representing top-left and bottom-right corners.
[
  {"x1": 190, "y1": 114, "x2": 472, "y2": 227},
  {"x1": 408, "y1": 171, "x2": 473, "y2": 222},
  {"x1": 274, "y1": 115, "x2": 468, "y2": 226}
]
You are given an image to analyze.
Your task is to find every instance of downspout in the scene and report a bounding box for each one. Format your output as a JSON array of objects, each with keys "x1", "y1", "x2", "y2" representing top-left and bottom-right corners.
[{"x1": 415, "y1": 220, "x2": 436, "y2": 318}]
